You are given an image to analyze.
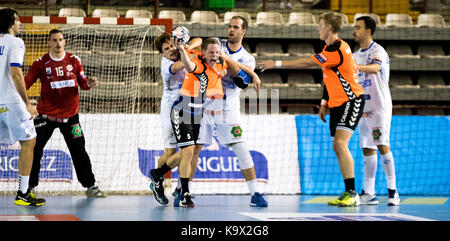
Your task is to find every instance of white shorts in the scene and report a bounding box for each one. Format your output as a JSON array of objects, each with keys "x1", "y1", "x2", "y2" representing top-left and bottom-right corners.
[
  {"x1": 160, "y1": 99, "x2": 177, "y2": 149},
  {"x1": 0, "y1": 102, "x2": 36, "y2": 145},
  {"x1": 197, "y1": 108, "x2": 244, "y2": 146},
  {"x1": 359, "y1": 109, "x2": 392, "y2": 149}
]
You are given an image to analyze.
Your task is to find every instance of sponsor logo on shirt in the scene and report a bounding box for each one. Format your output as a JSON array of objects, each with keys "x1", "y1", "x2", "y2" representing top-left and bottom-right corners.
[
  {"x1": 50, "y1": 79, "x2": 75, "y2": 89},
  {"x1": 314, "y1": 53, "x2": 327, "y2": 63}
]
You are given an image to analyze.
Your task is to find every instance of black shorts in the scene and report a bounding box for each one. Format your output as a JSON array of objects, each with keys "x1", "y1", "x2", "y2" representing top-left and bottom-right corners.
[
  {"x1": 170, "y1": 95, "x2": 203, "y2": 148},
  {"x1": 329, "y1": 95, "x2": 365, "y2": 138}
]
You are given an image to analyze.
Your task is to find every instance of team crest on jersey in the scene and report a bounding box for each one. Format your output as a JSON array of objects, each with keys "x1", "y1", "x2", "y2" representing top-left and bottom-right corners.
[
  {"x1": 71, "y1": 124, "x2": 83, "y2": 138},
  {"x1": 66, "y1": 64, "x2": 73, "y2": 72},
  {"x1": 46, "y1": 67, "x2": 51, "y2": 75},
  {"x1": 231, "y1": 126, "x2": 243, "y2": 138},
  {"x1": 372, "y1": 128, "x2": 382, "y2": 141}
]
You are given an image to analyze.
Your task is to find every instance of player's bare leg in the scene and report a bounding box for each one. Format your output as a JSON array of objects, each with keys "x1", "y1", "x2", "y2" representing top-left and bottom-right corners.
[
  {"x1": 158, "y1": 148, "x2": 176, "y2": 188},
  {"x1": 14, "y1": 138, "x2": 46, "y2": 206},
  {"x1": 328, "y1": 129, "x2": 359, "y2": 207},
  {"x1": 173, "y1": 144, "x2": 201, "y2": 206},
  {"x1": 158, "y1": 148, "x2": 176, "y2": 168}
]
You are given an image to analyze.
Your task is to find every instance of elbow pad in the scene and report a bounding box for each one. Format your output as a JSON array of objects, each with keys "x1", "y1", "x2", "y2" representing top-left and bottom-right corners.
[{"x1": 232, "y1": 69, "x2": 253, "y2": 89}]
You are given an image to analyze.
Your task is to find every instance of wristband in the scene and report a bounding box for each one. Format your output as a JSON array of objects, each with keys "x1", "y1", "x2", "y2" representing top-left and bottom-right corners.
[
  {"x1": 320, "y1": 99, "x2": 328, "y2": 106},
  {"x1": 275, "y1": 60, "x2": 282, "y2": 68}
]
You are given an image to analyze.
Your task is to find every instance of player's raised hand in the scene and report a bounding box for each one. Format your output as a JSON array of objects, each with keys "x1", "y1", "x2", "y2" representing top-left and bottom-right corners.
[
  {"x1": 257, "y1": 60, "x2": 275, "y2": 72},
  {"x1": 87, "y1": 76, "x2": 98, "y2": 88},
  {"x1": 172, "y1": 36, "x2": 184, "y2": 50}
]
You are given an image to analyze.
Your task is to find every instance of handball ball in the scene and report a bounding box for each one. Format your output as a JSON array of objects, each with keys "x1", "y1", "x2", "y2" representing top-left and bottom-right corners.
[{"x1": 171, "y1": 26, "x2": 190, "y2": 44}]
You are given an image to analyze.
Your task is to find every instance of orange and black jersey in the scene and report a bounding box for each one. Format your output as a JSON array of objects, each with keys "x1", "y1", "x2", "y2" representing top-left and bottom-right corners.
[
  {"x1": 180, "y1": 50, "x2": 227, "y2": 100},
  {"x1": 311, "y1": 39, "x2": 364, "y2": 108}
]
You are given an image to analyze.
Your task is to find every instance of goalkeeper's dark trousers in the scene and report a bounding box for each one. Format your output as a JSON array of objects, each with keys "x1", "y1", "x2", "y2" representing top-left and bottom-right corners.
[{"x1": 29, "y1": 113, "x2": 96, "y2": 189}]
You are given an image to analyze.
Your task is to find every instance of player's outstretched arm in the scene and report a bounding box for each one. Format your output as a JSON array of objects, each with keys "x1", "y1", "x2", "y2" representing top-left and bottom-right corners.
[
  {"x1": 357, "y1": 63, "x2": 381, "y2": 74},
  {"x1": 258, "y1": 57, "x2": 316, "y2": 72},
  {"x1": 174, "y1": 37, "x2": 196, "y2": 73}
]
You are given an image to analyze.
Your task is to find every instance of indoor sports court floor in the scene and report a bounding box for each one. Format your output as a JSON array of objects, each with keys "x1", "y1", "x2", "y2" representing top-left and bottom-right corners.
[{"x1": 0, "y1": 194, "x2": 449, "y2": 221}]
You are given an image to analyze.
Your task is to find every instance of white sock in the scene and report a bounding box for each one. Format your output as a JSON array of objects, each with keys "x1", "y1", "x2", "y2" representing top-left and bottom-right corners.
[
  {"x1": 246, "y1": 179, "x2": 258, "y2": 195},
  {"x1": 381, "y1": 151, "x2": 397, "y2": 191},
  {"x1": 363, "y1": 155, "x2": 377, "y2": 195},
  {"x1": 18, "y1": 176, "x2": 29, "y2": 194}
]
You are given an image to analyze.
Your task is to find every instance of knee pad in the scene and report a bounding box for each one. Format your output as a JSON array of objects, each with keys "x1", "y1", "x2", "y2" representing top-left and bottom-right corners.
[{"x1": 231, "y1": 142, "x2": 254, "y2": 170}]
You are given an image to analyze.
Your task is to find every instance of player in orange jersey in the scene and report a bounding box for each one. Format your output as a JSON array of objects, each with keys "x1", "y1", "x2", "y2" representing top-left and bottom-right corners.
[
  {"x1": 259, "y1": 12, "x2": 365, "y2": 207},
  {"x1": 150, "y1": 37, "x2": 258, "y2": 207}
]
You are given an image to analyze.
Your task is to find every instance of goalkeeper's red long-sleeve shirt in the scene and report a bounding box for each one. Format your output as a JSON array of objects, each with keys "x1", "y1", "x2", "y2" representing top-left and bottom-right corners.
[{"x1": 25, "y1": 52, "x2": 91, "y2": 118}]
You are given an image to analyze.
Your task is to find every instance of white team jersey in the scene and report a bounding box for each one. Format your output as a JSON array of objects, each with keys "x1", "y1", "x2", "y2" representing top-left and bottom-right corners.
[
  {"x1": 215, "y1": 38, "x2": 256, "y2": 110},
  {"x1": 353, "y1": 41, "x2": 392, "y2": 113},
  {"x1": 0, "y1": 34, "x2": 25, "y2": 104},
  {"x1": 160, "y1": 56, "x2": 185, "y2": 104}
]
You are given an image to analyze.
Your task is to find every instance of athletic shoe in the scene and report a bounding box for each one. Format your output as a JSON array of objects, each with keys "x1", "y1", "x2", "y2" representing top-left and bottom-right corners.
[
  {"x1": 28, "y1": 187, "x2": 37, "y2": 199},
  {"x1": 179, "y1": 192, "x2": 195, "y2": 208},
  {"x1": 388, "y1": 192, "x2": 400, "y2": 206},
  {"x1": 250, "y1": 192, "x2": 268, "y2": 207},
  {"x1": 338, "y1": 191, "x2": 360, "y2": 207},
  {"x1": 149, "y1": 169, "x2": 168, "y2": 205},
  {"x1": 328, "y1": 191, "x2": 359, "y2": 207},
  {"x1": 173, "y1": 192, "x2": 182, "y2": 207},
  {"x1": 86, "y1": 186, "x2": 106, "y2": 198},
  {"x1": 360, "y1": 193, "x2": 379, "y2": 205},
  {"x1": 14, "y1": 191, "x2": 46, "y2": 206},
  {"x1": 328, "y1": 192, "x2": 347, "y2": 206}
]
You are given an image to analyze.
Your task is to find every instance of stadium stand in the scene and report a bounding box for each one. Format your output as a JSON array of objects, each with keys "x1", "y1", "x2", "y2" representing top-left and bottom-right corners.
[
  {"x1": 58, "y1": 8, "x2": 86, "y2": 17},
  {"x1": 288, "y1": 12, "x2": 316, "y2": 25},
  {"x1": 158, "y1": 10, "x2": 187, "y2": 24},
  {"x1": 190, "y1": 10, "x2": 220, "y2": 23},
  {"x1": 417, "y1": 13, "x2": 446, "y2": 27},
  {"x1": 385, "y1": 13, "x2": 413, "y2": 26},
  {"x1": 125, "y1": 9, "x2": 153, "y2": 18},
  {"x1": 92, "y1": 8, "x2": 120, "y2": 18},
  {"x1": 255, "y1": 11, "x2": 284, "y2": 25},
  {"x1": 287, "y1": 43, "x2": 315, "y2": 57}
]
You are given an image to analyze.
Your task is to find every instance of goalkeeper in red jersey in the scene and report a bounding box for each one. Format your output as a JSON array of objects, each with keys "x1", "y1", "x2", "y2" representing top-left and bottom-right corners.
[{"x1": 25, "y1": 29, "x2": 105, "y2": 198}]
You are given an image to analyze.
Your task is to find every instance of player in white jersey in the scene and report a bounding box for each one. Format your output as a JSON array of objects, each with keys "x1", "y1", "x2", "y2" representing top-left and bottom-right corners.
[
  {"x1": 196, "y1": 16, "x2": 267, "y2": 207},
  {"x1": 353, "y1": 16, "x2": 399, "y2": 206},
  {"x1": 0, "y1": 8, "x2": 45, "y2": 206}
]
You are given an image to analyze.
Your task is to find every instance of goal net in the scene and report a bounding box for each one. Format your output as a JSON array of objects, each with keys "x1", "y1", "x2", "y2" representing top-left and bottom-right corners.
[
  {"x1": 1, "y1": 22, "x2": 167, "y2": 195},
  {"x1": 1, "y1": 20, "x2": 299, "y2": 196}
]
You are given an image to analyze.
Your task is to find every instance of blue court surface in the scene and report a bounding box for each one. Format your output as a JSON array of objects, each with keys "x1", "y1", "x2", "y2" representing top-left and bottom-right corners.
[{"x1": 0, "y1": 194, "x2": 448, "y2": 221}]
